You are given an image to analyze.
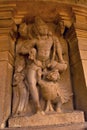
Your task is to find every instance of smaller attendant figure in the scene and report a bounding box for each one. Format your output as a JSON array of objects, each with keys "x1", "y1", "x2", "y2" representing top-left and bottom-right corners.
[{"x1": 12, "y1": 23, "x2": 29, "y2": 116}]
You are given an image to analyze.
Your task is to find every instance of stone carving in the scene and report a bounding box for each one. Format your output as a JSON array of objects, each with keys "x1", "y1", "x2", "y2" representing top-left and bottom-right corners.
[
  {"x1": 13, "y1": 17, "x2": 72, "y2": 116},
  {"x1": 13, "y1": 23, "x2": 29, "y2": 115}
]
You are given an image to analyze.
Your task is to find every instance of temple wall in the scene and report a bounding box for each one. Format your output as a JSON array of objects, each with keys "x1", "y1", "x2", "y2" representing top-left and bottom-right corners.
[
  {"x1": 0, "y1": 0, "x2": 87, "y2": 128},
  {"x1": 0, "y1": 35, "x2": 15, "y2": 127},
  {"x1": 65, "y1": 8, "x2": 87, "y2": 118}
]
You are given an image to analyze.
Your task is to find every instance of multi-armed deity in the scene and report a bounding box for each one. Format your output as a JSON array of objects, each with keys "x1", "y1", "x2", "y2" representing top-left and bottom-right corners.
[{"x1": 13, "y1": 17, "x2": 72, "y2": 116}]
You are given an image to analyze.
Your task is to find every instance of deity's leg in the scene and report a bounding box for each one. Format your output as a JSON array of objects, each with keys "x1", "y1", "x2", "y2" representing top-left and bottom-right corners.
[
  {"x1": 27, "y1": 69, "x2": 42, "y2": 113},
  {"x1": 45, "y1": 100, "x2": 54, "y2": 112},
  {"x1": 56, "y1": 98, "x2": 62, "y2": 113}
]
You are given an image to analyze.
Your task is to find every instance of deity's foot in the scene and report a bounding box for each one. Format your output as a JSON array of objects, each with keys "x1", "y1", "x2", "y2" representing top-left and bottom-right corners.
[
  {"x1": 45, "y1": 106, "x2": 54, "y2": 112},
  {"x1": 56, "y1": 107, "x2": 63, "y2": 113},
  {"x1": 36, "y1": 110, "x2": 45, "y2": 115},
  {"x1": 45, "y1": 100, "x2": 54, "y2": 112},
  {"x1": 0, "y1": 122, "x2": 6, "y2": 129},
  {"x1": 12, "y1": 111, "x2": 27, "y2": 117}
]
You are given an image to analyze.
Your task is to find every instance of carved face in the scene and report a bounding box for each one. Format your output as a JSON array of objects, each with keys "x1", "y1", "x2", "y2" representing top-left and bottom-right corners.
[
  {"x1": 19, "y1": 23, "x2": 28, "y2": 37},
  {"x1": 37, "y1": 25, "x2": 48, "y2": 36}
]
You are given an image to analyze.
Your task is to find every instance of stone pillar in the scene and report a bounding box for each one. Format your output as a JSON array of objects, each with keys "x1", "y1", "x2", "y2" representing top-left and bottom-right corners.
[
  {"x1": 0, "y1": 5, "x2": 16, "y2": 128},
  {"x1": 65, "y1": 19, "x2": 87, "y2": 119}
]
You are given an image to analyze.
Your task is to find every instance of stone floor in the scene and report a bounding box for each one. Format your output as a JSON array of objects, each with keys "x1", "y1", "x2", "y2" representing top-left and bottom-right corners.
[
  {"x1": 1, "y1": 123, "x2": 87, "y2": 130},
  {"x1": 8, "y1": 111, "x2": 85, "y2": 127}
]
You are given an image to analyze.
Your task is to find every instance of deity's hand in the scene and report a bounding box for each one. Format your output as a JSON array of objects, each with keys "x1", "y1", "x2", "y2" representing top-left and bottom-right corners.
[
  {"x1": 60, "y1": 59, "x2": 67, "y2": 64},
  {"x1": 35, "y1": 60, "x2": 42, "y2": 67},
  {"x1": 14, "y1": 73, "x2": 24, "y2": 83},
  {"x1": 16, "y1": 66, "x2": 24, "y2": 72},
  {"x1": 47, "y1": 60, "x2": 57, "y2": 69},
  {"x1": 28, "y1": 53, "x2": 35, "y2": 60},
  {"x1": 13, "y1": 74, "x2": 19, "y2": 86},
  {"x1": 59, "y1": 60, "x2": 67, "y2": 71},
  {"x1": 37, "y1": 69, "x2": 42, "y2": 83},
  {"x1": 28, "y1": 48, "x2": 36, "y2": 60}
]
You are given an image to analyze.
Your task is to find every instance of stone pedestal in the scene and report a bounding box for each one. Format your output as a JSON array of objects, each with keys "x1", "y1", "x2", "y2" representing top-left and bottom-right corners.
[{"x1": 9, "y1": 111, "x2": 84, "y2": 128}]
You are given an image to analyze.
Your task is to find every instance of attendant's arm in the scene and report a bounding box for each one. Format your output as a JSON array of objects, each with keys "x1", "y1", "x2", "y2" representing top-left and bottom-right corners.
[{"x1": 19, "y1": 39, "x2": 36, "y2": 55}]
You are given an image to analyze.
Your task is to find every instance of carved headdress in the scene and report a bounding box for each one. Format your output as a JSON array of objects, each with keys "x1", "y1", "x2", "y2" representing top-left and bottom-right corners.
[
  {"x1": 32, "y1": 16, "x2": 52, "y2": 37},
  {"x1": 34, "y1": 16, "x2": 48, "y2": 28}
]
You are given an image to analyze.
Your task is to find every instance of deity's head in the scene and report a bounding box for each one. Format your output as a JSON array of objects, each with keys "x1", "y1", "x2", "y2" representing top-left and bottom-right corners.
[
  {"x1": 19, "y1": 22, "x2": 28, "y2": 37},
  {"x1": 34, "y1": 17, "x2": 49, "y2": 36}
]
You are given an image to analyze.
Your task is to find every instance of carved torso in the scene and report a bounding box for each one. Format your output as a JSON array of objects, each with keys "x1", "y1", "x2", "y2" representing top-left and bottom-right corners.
[{"x1": 36, "y1": 36, "x2": 53, "y2": 62}]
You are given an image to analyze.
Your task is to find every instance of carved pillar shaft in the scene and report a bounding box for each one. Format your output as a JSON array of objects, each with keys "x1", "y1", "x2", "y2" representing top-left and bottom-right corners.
[
  {"x1": 72, "y1": 6, "x2": 87, "y2": 87},
  {"x1": 75, "y1": 28, "x2": 87, "y2": 86},
  {"x1": 0, "y1": 5, "x2": 16, "y2": 128},
  {"x1": 65, "y1": 22, "x2": 87, "y2": 119}
]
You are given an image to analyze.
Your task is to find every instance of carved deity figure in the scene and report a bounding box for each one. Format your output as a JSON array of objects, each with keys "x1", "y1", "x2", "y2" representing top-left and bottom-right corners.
[
  {"x1": 13, "y1": 23, "x2": 29, "y2": 115},
  {"x1": 18, "y1": 17, "x2": 71, "y2": 114}
]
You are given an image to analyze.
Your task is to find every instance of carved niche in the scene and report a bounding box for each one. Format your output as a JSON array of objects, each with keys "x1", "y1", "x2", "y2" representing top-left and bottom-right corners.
[{"x1": 12, "y1": 16, "x2": 73, "y2": 117}]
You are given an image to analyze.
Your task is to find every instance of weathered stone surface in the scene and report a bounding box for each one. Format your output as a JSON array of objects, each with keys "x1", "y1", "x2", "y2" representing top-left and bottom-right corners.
[
  {"x1": 9, "y1": 111, "x2": 84, "y2": 128},
  {"x1": 0, "y1": 61, "x2": 13, "y2": 128},
  {"x1": 1, "y1": 0, "x2": 87, "y2": 129},
  {"x1": 70, "y1": 61, "x2": 87, "y2": 120},
  {"x1": 0, "y1": 7, "x2": 16, "y2": 127},
  {"x1": 81, "y1": 60, "x2": 87, "y2": 86},
  {"x1": 0, "y1": 35, "x2": 15, "y2": 56},
  {"x1": 69, "y1": 51, "x2": 80, "y2": 66},
  {"x1": 78, "y1": 38, "x2": 87, "y2": 51},
  {"x1": 1, "y1": 123, "x2": 87, "y2": 130},
  {"x1": 0, "y1": 51, "x2": 14, "y2": 66},
  {"x1": 0, "y1": 0, "x2": 87, "y2": 5},
  {"x1": 12, "y1": 16, "x2": 73, "y2": 118},
  {"x1": 65, "y1": 19, "x2": 87, "y2": 121}
]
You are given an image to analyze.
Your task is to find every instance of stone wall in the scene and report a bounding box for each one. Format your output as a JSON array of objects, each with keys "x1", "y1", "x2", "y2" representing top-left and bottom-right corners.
[
  {"x1": 65, "y1": 22, "x2": 87, "y2": 120},
  {"x1": 0, "y1": 0, "x2": 87, "y2": 128},
  {"x1": 0, "y1": 5, "x2": 16, "y2": 128},
  {"x1": 0, "y1": 0, "x2": 87, "y2": 5}
]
